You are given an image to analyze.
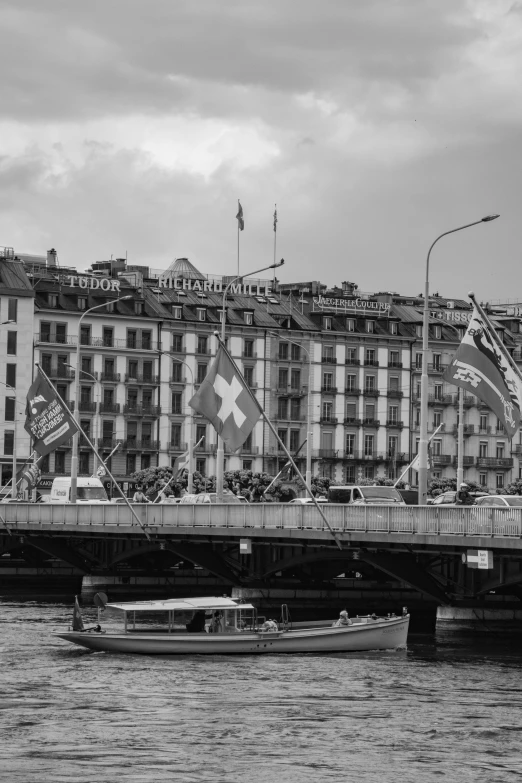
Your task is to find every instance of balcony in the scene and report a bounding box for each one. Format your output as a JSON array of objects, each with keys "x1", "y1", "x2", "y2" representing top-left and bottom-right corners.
[
  {"x1": 512, "y1": 445, "x2": 522, "y2": 456},
  {"x1": 451, "y1": 456, "x2": 475, "y2": 466},
  {"x1": 75, "y1": 335, "x2": 158, "y2": 351},
  {"x1": 387, "y1": 389, "x2": 404, "y2": 399},
  {"x1": 478, "y1": 426, "x2": 492, "y2": 435},
  {"x1": 344, "y1": 417, "x2": 362, "y2": 426},
  {"x1": 386, "y1": 419, "x2": 404, "y2": 429},
  {"x1": 321, "y1": 356, "x2": 337, "y2": 364},
  {"x1": 476, "y1": 457, "x2": 513, "y2": 469},
  {"x1": 319, "y1": 417, "x2": 338, "y2": 425},
  {"x1": 100, "y1": 372, "x2": 121, "y2": 383},
  {"x1": 362, "y1": 418, "x2": 380, "y2": 428},
  {"x1": 388, "y1": 361, "x2": 403, "y2": 368},
  {"x1": 78, "y1": 401, "x2": 97, "y2": 413},
  {"x1": 345, "y1": 359, "x2": 360, "y2": 366},
  {"x1": 344, "y1": 387, "x2": 361, "y2": 396},
  {"x1": 122, "y1": 439, "x2": 160, "y2": 451},
  {"x1": 99, "y1": 402, "x2": 120, "y2": 414},
  {"x1": 364, "y1": 359, "x2": 379, "y2": 367},
  {"x1": 239, "y1": 445, "x2": 259, "y2": 455},
  {"x1": 413, "y1": 393, "x2": 453, "y2": 405},
  {"x1": 344, "y1": 451, "x2": 385, "y2": 462},
  {"x1": 45, "y1": 366, "x2": 76, "y2": 381},
  {"x1": 168, "y1": 441, "x2": 188, "y2": 452},
  {"x1": 125, "y1": 374, "x2": 160, "y2": 384},
  {"x1": 242, "y1": 351, "x2": 257, "y2": 359},
  {"x1": 412, "y1": 362, "x2": 448, "y2": 374},
  {"x1": 97, "y1": 437, "x2": 120, "y2": 449},
  {"x1": 321, "y1": 386, "x2": 338, "y2": 394},
  {"x1": 314, "y1": 449, "x2": 339, "y2": 459},
  {"x1": 123, "y1": 405, "x2": 161, "y2": 417},
  {"x1": 431, "y1": 454, "x2": 452, "y2": 465},
  {"x1": 452, "y1": 424, "x2": 475, "y2": 435},
  {"x1": 170, "y1": 375, "x2": 186, "y2": 385},
  {"x1": 35, "y1": 333, "x2": 76, "y2": 346},
  {"x1": 362, "y1": 388, "x2": 380, "y2": 397}
]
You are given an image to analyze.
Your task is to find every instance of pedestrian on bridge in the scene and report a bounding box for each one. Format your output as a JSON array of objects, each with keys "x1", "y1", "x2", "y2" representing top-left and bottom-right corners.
[{"x1": 456, "y1": 483, "x2": 473, "y2": 506}]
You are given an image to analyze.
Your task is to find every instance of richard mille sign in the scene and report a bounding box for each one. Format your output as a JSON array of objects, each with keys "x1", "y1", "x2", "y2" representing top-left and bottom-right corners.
[{"x1": 158, "y1": 276, "x2": 274, "y2": 295}]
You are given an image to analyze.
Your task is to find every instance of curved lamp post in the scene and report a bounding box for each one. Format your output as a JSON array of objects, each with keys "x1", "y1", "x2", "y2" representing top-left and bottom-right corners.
[
  {"x1": 269, "y1": 331, "x2": 312, "y2": 490},
  {"x1": 70, "y1": 295, "x2": 133, "y2": 503},
  {"x1": 216, "y1": 259, "x2": 284, "y2": 499},
  {"x1": 418, "y1": 214, "x2": 499, "y2": 505}
]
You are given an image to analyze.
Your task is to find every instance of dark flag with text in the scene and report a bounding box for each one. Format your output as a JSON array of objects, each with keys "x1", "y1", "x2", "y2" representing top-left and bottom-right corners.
[{"x1": 25, "y1": 369, "x2": 79, "y2": 456}]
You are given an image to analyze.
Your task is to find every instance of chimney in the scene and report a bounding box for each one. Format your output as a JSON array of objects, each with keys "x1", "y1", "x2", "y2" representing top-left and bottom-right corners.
[{"x1": 47, "y1": 248, "x2": 57, "y2": 267}]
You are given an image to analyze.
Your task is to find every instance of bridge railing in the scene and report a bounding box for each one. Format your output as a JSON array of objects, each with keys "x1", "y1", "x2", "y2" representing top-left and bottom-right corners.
[{"x1": 2, "y1": 503, "x2": 522, "y2": 538}]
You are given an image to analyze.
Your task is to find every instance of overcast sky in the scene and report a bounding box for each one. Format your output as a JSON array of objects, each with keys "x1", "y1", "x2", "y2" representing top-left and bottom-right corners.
[{"x1": 0, "y1": 0, "x2": 520, "y2": 301}]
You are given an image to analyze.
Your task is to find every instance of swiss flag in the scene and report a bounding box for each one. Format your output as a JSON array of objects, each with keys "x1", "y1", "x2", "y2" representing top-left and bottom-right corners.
[{"x1": 189, "y1": 345, "x2": 260, "y2": 450}]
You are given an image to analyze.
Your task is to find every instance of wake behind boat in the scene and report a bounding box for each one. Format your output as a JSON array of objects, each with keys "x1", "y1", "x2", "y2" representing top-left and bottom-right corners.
[{"x1": 55, "y1": 595, "x2": 410, "y2": 655}]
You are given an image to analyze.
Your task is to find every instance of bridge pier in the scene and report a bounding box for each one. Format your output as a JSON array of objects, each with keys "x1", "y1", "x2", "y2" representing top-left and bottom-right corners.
[{"x1": 437, "y1": 605, "x2": 522, "y2": 633}]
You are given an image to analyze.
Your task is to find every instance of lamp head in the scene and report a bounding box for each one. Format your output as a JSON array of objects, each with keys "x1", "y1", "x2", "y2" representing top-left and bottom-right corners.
[
  {"x1": 270, "y1": 258, "x2": 284, "y2": 269},
  {"x1": 481, "y1": 214, "x2": 499, "y2": 222},
  {"x1": 119, "y1": 295, "x2": 133, "y2": 300}
]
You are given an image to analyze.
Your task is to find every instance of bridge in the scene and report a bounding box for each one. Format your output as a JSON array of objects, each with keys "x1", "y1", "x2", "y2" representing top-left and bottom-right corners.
[{"x1": 2, "y1": 504, "x2": 522, "y2": 630}]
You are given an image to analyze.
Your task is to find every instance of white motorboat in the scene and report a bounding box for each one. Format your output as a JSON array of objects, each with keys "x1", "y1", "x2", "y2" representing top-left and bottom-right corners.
[{"x1": 55, "y1": 595, "x2": 410, "y2": 655}]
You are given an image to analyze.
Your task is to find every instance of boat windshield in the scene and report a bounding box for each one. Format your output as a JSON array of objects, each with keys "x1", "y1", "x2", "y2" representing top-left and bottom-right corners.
[{"x1": 77, "y1": 487, "x2": 109, "y2": 501}]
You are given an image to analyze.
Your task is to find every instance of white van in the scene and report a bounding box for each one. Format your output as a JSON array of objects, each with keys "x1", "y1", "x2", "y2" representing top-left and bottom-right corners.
[
  {"x1": 327, "y1": 485, "x2": 406, "y2": 505},
  {"x1": 50, "y1": 477, "x2": 111, "y2": 503}
]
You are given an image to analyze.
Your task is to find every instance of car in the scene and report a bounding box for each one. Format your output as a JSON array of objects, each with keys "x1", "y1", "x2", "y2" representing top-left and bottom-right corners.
[
  {"x1": 428, "y1": 490, "x2": 489, "y2": 506},
  {"x1": 288, "y1": 497, "x2": 328, "y2": 504},
  {"x1": 474, "y1": 495, "x2": 522, "y2": 509}
]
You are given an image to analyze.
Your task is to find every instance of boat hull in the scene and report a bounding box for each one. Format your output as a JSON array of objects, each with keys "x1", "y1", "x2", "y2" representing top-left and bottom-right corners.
[{"x1": 55, "y1": 615, "x2": 409, "y2": 655}]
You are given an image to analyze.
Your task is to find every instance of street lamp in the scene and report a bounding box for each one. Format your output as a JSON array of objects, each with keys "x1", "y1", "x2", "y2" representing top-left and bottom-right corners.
[
  {"x1": 216, "y1": 259, "x2": 285, "y2": 498},
  {"x1": 70, "y1": 295, "x2": 133, "y2": 503},
  {"x1": 269, "y1": 332, "x2": 312, "y2": 490},
  {"x1": 418, "y1": 214, "x2": 499, "y2": 505},
  {"x1": 163, "y1": 354, "x2": 195, "y2": 493}
]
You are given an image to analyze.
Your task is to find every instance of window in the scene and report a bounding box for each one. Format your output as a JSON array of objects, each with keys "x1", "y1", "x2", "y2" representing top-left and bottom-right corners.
[
  {"x1": 7, "y1": 299, "x2": 17, "y2": 323},
  {"x1": 197, "y1": 308, "x2": 206, "y2": 322},
  {"x1": 278, "y1": 343, "x2": 289, "y2": 360},
  {"x1": 364, "y1": 375, "x2": 375, "y2": 392},
  {"x1": 415, "y1": 353, "x2": 422, "y2": 369},
  {"x1": 103, "y1": 388, "x2": 114, "y2": 407},
  {"x1": 496, "y1": 442, "x2": 505, "y2": 458},
  {"x1": 244, "y1": 312, "x2": 253, "y2": 325},
  {"x1": 5, "y1": 397, "x2": 15, "y2": 421},
  {"x1": 346, "y1": 373, "x2": 357, "y2": 392},
  {"x1": 479, "y1": 472, "x2": 487, "y2": 487},
  {"x1": 364, "y1": 465, "x2": 375, "y2": 479},
  {"x1": 126, "y1": 422, "x2": 137, "y2": 445},
  {"x1": 365, "y1": 348, "x2": 376, "y2": 365},
  {"x1": 6, "y1": 364, "x2": 16, "y2": 389},
  {"x1": 390, "y1": 322, "x2": 398, "y2": 335},
  {"x1": 170, "y1": 423, "x2": 182, "y2": 448},
  {"x1": 126, "y1": 454, "x2": 136, "y2": 474},
  {"x1": 388, "y1": 435, "x2": 399, "y2": 457},
  {"x1": 322, "y1": 401, "x2": 333, "y2": 421},
  {"x1": 479, "y1": 441, "x2": 488, "y2": 458},
  {"x1": 171, "y1": 392, "x2": 182, "y2": 414},
  {"x1": 346, "y1": 348, "x2": 357, "y2": 365},
  {"x1": 243, "y1": 433, "x2": 253, "y2": 452},
  {"x1": 39, "y1": 455, "x2": 49, "y2": 473},
  {"x1": 7, "y1": 332, "x2": 16, "y2": 356},
  {"x1": 277, "y1": 398, "x2": 288, "y2": 419},
  {"x1": 195, "y1": 423, "x2": 206, "y2": 448},
  {"x1": 323, "y1": 316, "x2": 332, "y2": 330},
  {"x1": 197, "y1": 335, "x2": 208, "y2": 354},
  {"x1": 48, "y1": 293, "x2": 58, "y2": 308},
  {"x1": 389, "y1": 350, "x2": 399, "y2": 367},
  {"x1": 141, "y1": 331, "x2": 152, "y2": 350},
  {"x1": 197, "y1": 363, "x2": 207, "y2": 384},
  {"x1": 244, "y1": 366, "x2": 254, "y2": 386},
  {"x1": 81, "y1": 356, "x2": 92, "y2": 376},
  {"x1": 432, "y1": 439, "x2": 442, "y2": 456},
  {"x1": 290, "y1": 344, "x2": 301, "y2": 361},
  {"x1": 416, "y1": 325, "x2": 423, "y2": 338},
  {"x1": 41, "y1": 354, "x2": 52, "y2": 374},
  {"x1": 389, "y1": 375, "x2": 399, "y2": 392},
  {"x1": 289, "y1": 430, "x2": 300, "y2": 452},
  {"x1": 4, "y1": 430, "x2": 14, "y2": 455},
  {"x1": 433, "y1": 384, "x2": 443, "y2": 400},
  {"x1": 171, "y1": 362, "x2": 183, "y2": 382},
  {"x1": 345, "y1": 401, "x2": 357, "y2": 420},
  {"x1": 278, "y1": 368, "x2": 288, "y2": 388},
  {"x1": 497, "y1": 418, "x2": 504, "y2": 433},
  {"x1": 366, "y1": 320, "x2": 375, "y2": 334},
  {"x1": 196, "y1": 458, "x2": 206, "y2": 475},
  {"x1": 135, "y1": 301, "x2": 144, "y2": 315},
  {"x1": 77, "y1": 296, "x2": 87, "y2": 310},
  {"x1": 79, "y1": 453, "x2": 90, "y2": 475},
  {"x1": 80, "y1": 385, "x2": 92, "y2": 403},
  {"x1": 345, "y1": 464, "x2": 356, "y2": 482},
  {"x1": 322, "y1": 346, "x2": 334, "y2": 362},
  {"x1": 172, "y1": 306, "x2": 182, "y2": 320},
  {"x1": 434, "y1": 325, "x2": 442, "y2": 340},
  {"x1": 388, "y1": 405, "x2": 399, "y2": 424},
  {"x1": 433, "y1": 410, "x2": 442, "y2": 427},
  {"x1": 432, "y1": 353, "x2": 441, "y2": 370},
  {"x1": 277, "y1": 429, "x2": 287, "y2": 447},
  {"x1": 345, "y1": 433, "x2": 355, "y2": 455},
  {"x1": 364, "y1": 434, "x2": 374, "y2": 456},
  {"x1": 496, "y1": 473, "x2": 504, "y2": 489},
  {"x1": 323, "y1": 372, "x2": 333, "y2": 391},
  {"x1": 103, "y1": 327, "x2": 114, "y2": 347},
  {"x1": 290, "y1": 399, "x2": 301, "y2": 420},
  {"x1": 54, "y1": 452, "x2": 65, "y2": 474},
  {"x1": 290, "y1": 369, "x2": 300, "y2": 389},
  {"x1": 40, "y1": 322, "x2": 51, "y2": 342},
  {"x1": 480, "y1": 414, "x2": 488, "y2": 432},
  {"x1": 242, "y1": 460, "x2": 252, "y2": 471},
  {"x1": 55, "y1": 323, "x2": 66, "y2": 344},
  {"x1": 141, "y1": 454, "x2": 151, "y2": 470},
  {"x1": 243, "y1": 339, "x2": 254, "y2": 358},
  {"x1": 142, "y1": 361, "x2": 153, "y2": 382},
  {"x1": 142, "y1": 389, "x2": 153, "y2": 408},
  {"x1": 365, "y1": 403, "x2": 375, "y2": 421},
  {"x1": 346, "y1": 318, "x2": 355, "y2": 332},
  {"x1": 171, "y1": 334, "x2": 183, "y2": 352}
]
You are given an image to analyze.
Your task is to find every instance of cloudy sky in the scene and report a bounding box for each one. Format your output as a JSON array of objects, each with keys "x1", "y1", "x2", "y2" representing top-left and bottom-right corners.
[{"x1": 0, "y1": 0, "x2": 520, "y2": 300}]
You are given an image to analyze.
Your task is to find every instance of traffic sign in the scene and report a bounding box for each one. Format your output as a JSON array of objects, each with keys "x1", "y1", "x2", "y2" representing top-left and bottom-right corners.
[{"x1": 462, "y1": 549, "x2": 493, "y2": 569}]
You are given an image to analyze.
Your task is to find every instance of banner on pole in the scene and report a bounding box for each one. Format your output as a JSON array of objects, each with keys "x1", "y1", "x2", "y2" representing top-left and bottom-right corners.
[{"x1": 24, "y1": 369, "x2": 79, "y2": 456}]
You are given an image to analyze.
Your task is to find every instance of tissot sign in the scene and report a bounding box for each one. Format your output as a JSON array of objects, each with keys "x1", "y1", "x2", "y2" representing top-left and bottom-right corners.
[
  {"x1": 313, "y1": 295, "x2": 391, "y2": 315},
  {"x1": 429, "y1": 309, "x2": 472, "y2": 323},
  {"x1": 158, "y1": 276, "x2": 274, "y2": 295}
]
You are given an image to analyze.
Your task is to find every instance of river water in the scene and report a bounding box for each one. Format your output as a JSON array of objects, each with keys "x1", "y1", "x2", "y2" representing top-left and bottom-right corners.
[{"x1": 1, "y1": 600, "x2": 521, "y2": 783}]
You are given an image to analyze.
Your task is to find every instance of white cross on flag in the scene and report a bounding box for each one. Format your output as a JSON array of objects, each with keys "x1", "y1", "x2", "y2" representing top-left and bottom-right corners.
[{"x1": 188, "y1": 345, "x2": 260, "y2": 450}]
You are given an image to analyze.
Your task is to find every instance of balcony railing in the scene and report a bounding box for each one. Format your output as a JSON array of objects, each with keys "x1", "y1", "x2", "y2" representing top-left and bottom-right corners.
[
  {"x1": 387, "y1": 390, "x2": 404, "y2": 399},
  {"x1": 123, "y1": 405, "x2": 161, "y2": 417},
  {"x1": 364, "y1": 359, "x2": 379, "y2": 367},
  {"x1": 97, "y1": 437, "x2": 120, "y2": 449},
  {"x1": 319, "y1": 417, "x2": 338, "y2": 425},
  {"x1": 476, "y1": 457, "x2": 513, "y2": 468},
  {"x1": 125, "y1": 374, "x2": 159, "y2": 384},
  {"x1": 362, "y1": 388, "x2": 380, "y2": 397},
  {"x1": 431, "y1": 454, "x2": 452, "y2": 465},
  {"x1": 451, "y1": 456, "x2": 475, "y2": 466},
  {"x1": 452, "y1": 424, "x2": 475, "y2": 435},
  {"x1": 39, "y1": 334, "x2": 159, "y2": 351},
  {"x1": 344, "y1": 450, "x2": 385, "y2": 461},
  {"x1": 100, "y1": 372, "x2": 121, "y2": 383},
  {"x1": 386, "y1": 419, "x2": 404, "y2": 429},
  {"x1": 344, "y1": 387, "x2": 361, "y2": 396},
  {"x1": 362, "y1": 418, "x2": 380, "y2": 428},
  {"x1": 321, "y1": 386, "x2": 337, "y2": 394},
  {"x1": 321, "y1": 356, "x2": 337, "y2": 364},
  {"x1": 427, "y1": 363, "x2": 447, "y2": 374},
  {"x1": 168, "y1": 441, "x2": 188, "y2": 452},
  {"x1": 313, "y1": 449, "x2": 338, "y2": 459},
  {"x1": 45, "y1": 367, "x2": 76, "y2": 380},
  {"x1": 345, "y1": 359, "x2": 360, "y2": 366},
  {"x1": 170, "y1": 375, "x2": 186, "y2": 384},
  {"x1": 344, "y1": 417, "x2": 362, "y2": 426},
  {"x1": 78, "y1": 401, "x2": 97, "y2": 413},
  {"x1": 99, "y1": 402, "x2": 120, "y2": 414},
  {"x1": 388, "y1": 361, "x2": 403, "y2": 368},
  {"x1": 35, "y1": 333, "x2": 76, "y2": 346},
  {"x1": 122, "y1": 439, "x2": 160, "y2": 451}
]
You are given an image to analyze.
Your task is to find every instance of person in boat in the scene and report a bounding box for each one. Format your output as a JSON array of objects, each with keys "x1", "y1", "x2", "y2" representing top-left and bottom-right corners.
[
  {"x1": 261, "y1": 619, "x2": 279, "y2": 632},
  {"x1": 210, "y1": 612, "x2": 223, "y2": 634},
  {"x1": 186, "y1": 610, "x2": 206, "y2": 633},
  {"x1": 332, "y1": 610, "x2": 352, "y2": 627}
]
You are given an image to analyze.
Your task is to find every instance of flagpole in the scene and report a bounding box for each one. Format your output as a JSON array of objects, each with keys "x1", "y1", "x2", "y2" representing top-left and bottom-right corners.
[
  {"x1": 273, "y1": 204, "x2": 277, "y2": 287},
  {"x1": 237, "y1": 199, "x2": 240, "y2": 277},
  {"x1": 469, "y1": 292, "x2": 522, "y2": 383},
  {"x1": 36, "y1": 364, "x2": 151, "y2": 540},
  {"x1": 214, "y1": 335, "x2": 342, "y2": 549}
]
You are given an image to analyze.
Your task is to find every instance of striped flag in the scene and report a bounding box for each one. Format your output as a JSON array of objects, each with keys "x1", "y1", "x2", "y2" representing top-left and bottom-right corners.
[
  {"x1": 443, "y1": 307, "x2": 522, "y2": 438},
  {"x1": 173, "y1": 437, "x2": 204, "y2": 477},
  {"x1": 236, "y1": 201, "x2": 244, "y2": 231}
]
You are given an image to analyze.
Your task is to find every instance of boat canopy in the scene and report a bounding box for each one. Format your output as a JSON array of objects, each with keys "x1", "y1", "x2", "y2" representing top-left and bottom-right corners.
[{"x1": 106, "y1": 596, "x2": 255, "y2": 613}]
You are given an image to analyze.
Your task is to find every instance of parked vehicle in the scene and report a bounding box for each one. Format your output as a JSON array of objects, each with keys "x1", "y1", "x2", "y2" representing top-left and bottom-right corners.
[
  {"x1": 50, "y1": 477, "x2": 111, "y2": 503},
  {"x1": 474, "y1": 495, "x2": 522, "y2": 509},
  {"x1": 428, "y1": 491, "x2": 489, "y2": 507},
  {"x1": 327, "y1": 485, "x2": 406, "y2": 505}
]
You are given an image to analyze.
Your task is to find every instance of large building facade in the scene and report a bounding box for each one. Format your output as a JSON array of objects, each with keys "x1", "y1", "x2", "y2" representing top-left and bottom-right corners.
[{"x1": 1, "y1": 246, "x2": 521, "y2": 495}]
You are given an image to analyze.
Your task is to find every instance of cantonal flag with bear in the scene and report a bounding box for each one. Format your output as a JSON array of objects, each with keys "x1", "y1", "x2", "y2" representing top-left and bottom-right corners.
[
  {"x1": 442, "y1": 306, "x2": 522, "y2": 439},
  {"x1": 189, "y1": 345, "x2": 260, "y2": 450}
]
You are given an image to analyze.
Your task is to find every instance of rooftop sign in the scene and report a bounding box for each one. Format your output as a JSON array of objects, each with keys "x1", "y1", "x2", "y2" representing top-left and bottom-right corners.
[
  {"x1": 312, "y1": 295, "x2": 391, "y2": 316},
  {"x1": 429, "y1": 308, "x2": 471, "y2": 323},
  {"x1": 158, "y1": 275, "x2": 274, "y2": 296}
]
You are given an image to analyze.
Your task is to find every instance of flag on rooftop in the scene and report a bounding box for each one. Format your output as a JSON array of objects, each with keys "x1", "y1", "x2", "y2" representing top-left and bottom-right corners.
[
  {"x1": 24, "y1": 368, "x2": 79, "y2": 456},
  {"x1": 189, "y1": 345, "x2": 260, "y2": 450},
  {"x1": 442, "y1": 306, "x2": 522, "y2": 438},
  {"x1": 236, "y1": 201, "x2": 244, "y2": 231}
]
